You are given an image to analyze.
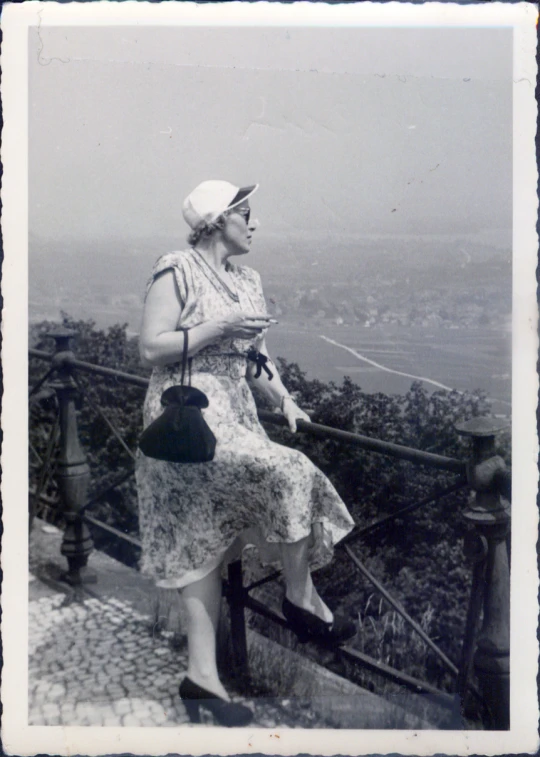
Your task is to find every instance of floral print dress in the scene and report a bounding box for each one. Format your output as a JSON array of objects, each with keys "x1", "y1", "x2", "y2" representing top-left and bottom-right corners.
[{"x1": 135, "y1": 249, "x2": 355, "y2": 588}]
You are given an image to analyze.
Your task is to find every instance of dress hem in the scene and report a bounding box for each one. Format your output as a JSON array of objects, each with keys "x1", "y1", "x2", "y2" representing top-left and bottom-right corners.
[{"x1": 146, "y1": 517, "x2": 354, "y2": 590}]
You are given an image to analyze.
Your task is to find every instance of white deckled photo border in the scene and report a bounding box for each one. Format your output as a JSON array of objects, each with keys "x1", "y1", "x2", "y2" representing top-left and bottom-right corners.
[{"x1": 1, "y1": 1, "x2": 538, "y2": 755}]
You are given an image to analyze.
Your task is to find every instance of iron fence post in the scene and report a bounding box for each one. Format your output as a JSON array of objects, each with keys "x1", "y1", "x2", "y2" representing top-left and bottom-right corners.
[
  {"x1": 227, "y1": 559, "x2": 249, "y2": 678},
  {"x1": 456, "y1": 417, "x2": 510, "y2": 729},
  {"x1": 456, "y1": 529, "x2": 488, "y2": 720},
  {"x1": 46, "y1": 330, "x2": 96, "y2": 585}
]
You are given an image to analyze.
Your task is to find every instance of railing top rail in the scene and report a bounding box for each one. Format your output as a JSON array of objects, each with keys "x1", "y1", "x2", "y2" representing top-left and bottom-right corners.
[
  {"x1": 29, "y1": 348, "x2": 150, "y2": 388},
  {"x1": 257, "y1": 410, "x2": 465, "y2": 473},
  {"x1": 29, "y1": 348, "x2": 465, "y2": 473}
]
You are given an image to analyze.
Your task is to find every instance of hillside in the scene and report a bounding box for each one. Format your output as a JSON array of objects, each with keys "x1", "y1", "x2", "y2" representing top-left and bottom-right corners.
[{"x1": 29, "y1": 233, "x2": 511, "y2": 331}]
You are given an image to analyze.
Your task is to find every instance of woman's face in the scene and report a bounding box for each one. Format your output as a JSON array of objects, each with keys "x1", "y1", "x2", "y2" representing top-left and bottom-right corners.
[{"x1": 222, "y1": 201, "x2": 256, "y2": 256}]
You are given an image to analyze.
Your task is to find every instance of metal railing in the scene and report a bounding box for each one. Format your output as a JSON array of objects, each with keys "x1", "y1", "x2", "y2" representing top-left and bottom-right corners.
[{"x1": 28, "y1": 330, "x2": 511, "y2": 729}]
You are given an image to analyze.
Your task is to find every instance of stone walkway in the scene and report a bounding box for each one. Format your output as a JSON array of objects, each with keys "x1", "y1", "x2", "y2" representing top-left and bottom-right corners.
[
  {"x1": 28, "y1": 566, "x2": 312, "y2": 728},
  {"x1": 29, "y1": 591, "x2": 191, "y2": 727}
]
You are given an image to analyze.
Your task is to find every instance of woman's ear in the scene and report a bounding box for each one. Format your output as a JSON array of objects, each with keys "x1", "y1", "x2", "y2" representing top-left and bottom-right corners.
[{"x1": 210, "y1": 215, "x2": 228, "y2": 234}]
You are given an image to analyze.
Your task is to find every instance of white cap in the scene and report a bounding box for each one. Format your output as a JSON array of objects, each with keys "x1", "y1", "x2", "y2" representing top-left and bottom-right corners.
[{"x1": 182, "y1": 180, "x2": 259, "y2": 229}]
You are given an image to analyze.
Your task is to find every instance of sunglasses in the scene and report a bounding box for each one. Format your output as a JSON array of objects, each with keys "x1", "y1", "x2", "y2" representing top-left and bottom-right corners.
[{"x1": 232, "y1": 207, "x2": 251, "y2": 224}]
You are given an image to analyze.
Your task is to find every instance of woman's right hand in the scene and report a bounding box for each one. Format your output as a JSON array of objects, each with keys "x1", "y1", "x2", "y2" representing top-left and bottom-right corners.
[{"x1": 215, "y1": 312, "x2": 273, "y2": 340}]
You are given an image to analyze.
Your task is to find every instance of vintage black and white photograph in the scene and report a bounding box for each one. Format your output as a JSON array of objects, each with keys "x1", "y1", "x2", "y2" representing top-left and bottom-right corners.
[{"x1": 1, "y1": 2, "x2": 538, "y2": 755}]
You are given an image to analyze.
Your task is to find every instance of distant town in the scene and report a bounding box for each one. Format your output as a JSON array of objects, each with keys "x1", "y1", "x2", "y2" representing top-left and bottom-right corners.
[
  {"x1": 29, "y1": 234, "x2": 512, "y2": 333},
  {"x1": 264, "y1": 276, "x2": 508, "y2": 330}
]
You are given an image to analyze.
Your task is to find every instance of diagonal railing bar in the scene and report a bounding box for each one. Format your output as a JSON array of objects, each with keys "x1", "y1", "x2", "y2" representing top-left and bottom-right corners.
[
  {"x1": 32, "y1": 414, "x2": 59, "y2": 509},
  {"x1": 29, "y1": 487, "x2": 68, "y2": 525},
  {"x1": 30, "y1": 486, "x2": 141, "y2": 550},
  {"x1": 71, "y1": 373, "x2": 136, "y2": 462},
  {"x1": 29, "y1": 487, "x2": 59, "y2": 507},
  {"x1": 245, "y1": 478, "x2": 468, "y2": 593},
  {"x1": 82, "y1": 512, "x2": 142, "y2": 549},
  {"x1": 29, "y1": 365, "x2": 57, "y2": 398},
  {"x1": 343, "y1": 544, "x2": 459, "y2": 678},
  {"x1": 29, "y1": 417, "x2": 59, "y2": 532},
  {"x1": 341, "y1": 477, "x2": 468, "y2": 546},
  {"x1": 29, "y1": 441, "x2": 44, "y2": 466},
  {"x1": 31, "y1": 466, "x2": 136, "y2": 517},
  {"x1": 31, "y1": 494, "x2": 60, "y2": 522},
  {"x1": 337, "y1": 645, "x2": 456, "y2": 707},
  {"x1": 80, "y1": 467, "x2": 136, "y2": 514},
  {"x1": 240, "y1": 592, "x2": 455, "y2": 706},
  {"x1": 244, "y1": 569, "x2": 282, "y2": 594}
]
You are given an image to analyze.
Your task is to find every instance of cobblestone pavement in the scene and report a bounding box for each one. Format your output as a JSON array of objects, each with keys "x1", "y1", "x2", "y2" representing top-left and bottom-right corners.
[
  {"x1": 28, "y1": 588, "x2": 302, "y2": 728},
  {"x1": 29, "y1": 592, "x2": 191, "y2": 727}
]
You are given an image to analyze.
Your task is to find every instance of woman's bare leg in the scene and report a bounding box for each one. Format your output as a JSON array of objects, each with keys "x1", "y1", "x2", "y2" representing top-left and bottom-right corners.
[
  {"x1": 280, "y1": 536, "x2": 333, "y2": 623},
  {"x1": 181, "y1": 565, "x2": 230, "y2": 700}
]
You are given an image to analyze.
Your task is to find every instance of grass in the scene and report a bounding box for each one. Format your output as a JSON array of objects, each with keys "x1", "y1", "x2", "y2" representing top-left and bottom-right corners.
[
  {"x1": 355, "y1": 593, "x2": 438, "y2": 681},
  {"x1": 243, "y1": 579, "x2": 469, "y2": 728}
]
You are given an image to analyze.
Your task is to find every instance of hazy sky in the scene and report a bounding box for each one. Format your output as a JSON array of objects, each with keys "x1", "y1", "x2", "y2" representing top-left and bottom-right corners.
[{"x1": 29, "y1": 25, "x2": 512, "y2": 243}]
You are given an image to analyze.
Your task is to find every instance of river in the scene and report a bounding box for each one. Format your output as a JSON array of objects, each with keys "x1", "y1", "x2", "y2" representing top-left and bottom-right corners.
[{"x1": 266, "y1": 321, "x2": 511, "y2": 416}]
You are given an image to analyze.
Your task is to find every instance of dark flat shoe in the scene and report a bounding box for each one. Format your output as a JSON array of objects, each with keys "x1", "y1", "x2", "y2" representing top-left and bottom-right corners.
[
  {"x1": 282, "y1": 596, "x2": 357, "y2": 645},
  {"x1": 179, "y1": 677, "x2": 253, "y2": 727}
]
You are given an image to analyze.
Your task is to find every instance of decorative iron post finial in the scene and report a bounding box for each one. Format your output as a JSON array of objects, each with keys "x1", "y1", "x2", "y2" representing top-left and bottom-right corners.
[{"x1": 45, "y1": 328, "x2": 75, "y2": 350}]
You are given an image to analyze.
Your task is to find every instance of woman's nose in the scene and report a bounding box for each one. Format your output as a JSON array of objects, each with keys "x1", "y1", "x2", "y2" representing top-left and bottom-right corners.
[{"x1": 248, "y1": 218, "x2": 260, "y2": 231}]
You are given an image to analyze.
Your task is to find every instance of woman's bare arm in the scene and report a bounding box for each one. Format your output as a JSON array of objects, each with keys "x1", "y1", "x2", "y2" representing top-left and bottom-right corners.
[
  {"x1": 246, "y1": 337, "x2": 289, "y2": 406},
  {"x1": 247, "y1": 338, "x2": 310, "y2": 432},
  {"x1": 139, "y1": 270, "x2": 272, "y2": 367},
  {"x1": 139, "y1": 271, "x2": 223, "y2": 366}
]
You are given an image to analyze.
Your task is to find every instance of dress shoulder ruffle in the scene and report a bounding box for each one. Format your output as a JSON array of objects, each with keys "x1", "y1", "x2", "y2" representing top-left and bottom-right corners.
[{"x1": 145, "y1": 249, "x2": 196, "y2": 308}]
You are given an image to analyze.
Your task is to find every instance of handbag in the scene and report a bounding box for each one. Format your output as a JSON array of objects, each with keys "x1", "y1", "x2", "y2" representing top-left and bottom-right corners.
[{"x1": 138, "y1": 329, "x2": 217, "y2": 463}]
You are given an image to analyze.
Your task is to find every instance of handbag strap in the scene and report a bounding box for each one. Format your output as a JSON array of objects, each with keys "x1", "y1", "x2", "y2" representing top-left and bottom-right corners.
[{"x1": 180, "y1": 328, "x2": 192, "y2": 387}]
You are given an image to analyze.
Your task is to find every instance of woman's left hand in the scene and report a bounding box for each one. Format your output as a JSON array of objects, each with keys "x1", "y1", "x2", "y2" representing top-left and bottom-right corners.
[{"x1": 281, "y1": 397, "x2": 311, "y2": 433}]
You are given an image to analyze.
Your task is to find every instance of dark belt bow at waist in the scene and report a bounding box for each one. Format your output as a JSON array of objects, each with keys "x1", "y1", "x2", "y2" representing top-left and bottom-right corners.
[{"x1": 202, "y1": 348, "x2": 274, "y2": 380}]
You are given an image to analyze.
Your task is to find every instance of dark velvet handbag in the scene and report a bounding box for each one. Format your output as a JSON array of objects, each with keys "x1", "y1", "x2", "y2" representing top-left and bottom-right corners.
[{"x1": 139, "y1": 330, "x2": 216, "y2": 463}]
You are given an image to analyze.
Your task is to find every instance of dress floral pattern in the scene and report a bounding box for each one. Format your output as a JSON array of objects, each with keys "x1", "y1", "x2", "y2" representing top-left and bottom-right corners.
[{"x1": 135, "y1": 249, "x2": 355, "y2": 588}]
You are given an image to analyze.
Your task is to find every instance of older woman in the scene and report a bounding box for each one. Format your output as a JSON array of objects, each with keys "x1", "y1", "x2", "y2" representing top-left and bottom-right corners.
[{"x1": 136, "y1": 180, "x2": 355, "y2": 726}]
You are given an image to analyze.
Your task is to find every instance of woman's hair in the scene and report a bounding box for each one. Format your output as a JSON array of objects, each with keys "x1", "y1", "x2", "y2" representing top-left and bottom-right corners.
[{"x1": 187, "y1": 215, "x2": 227, "y2": 246}]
